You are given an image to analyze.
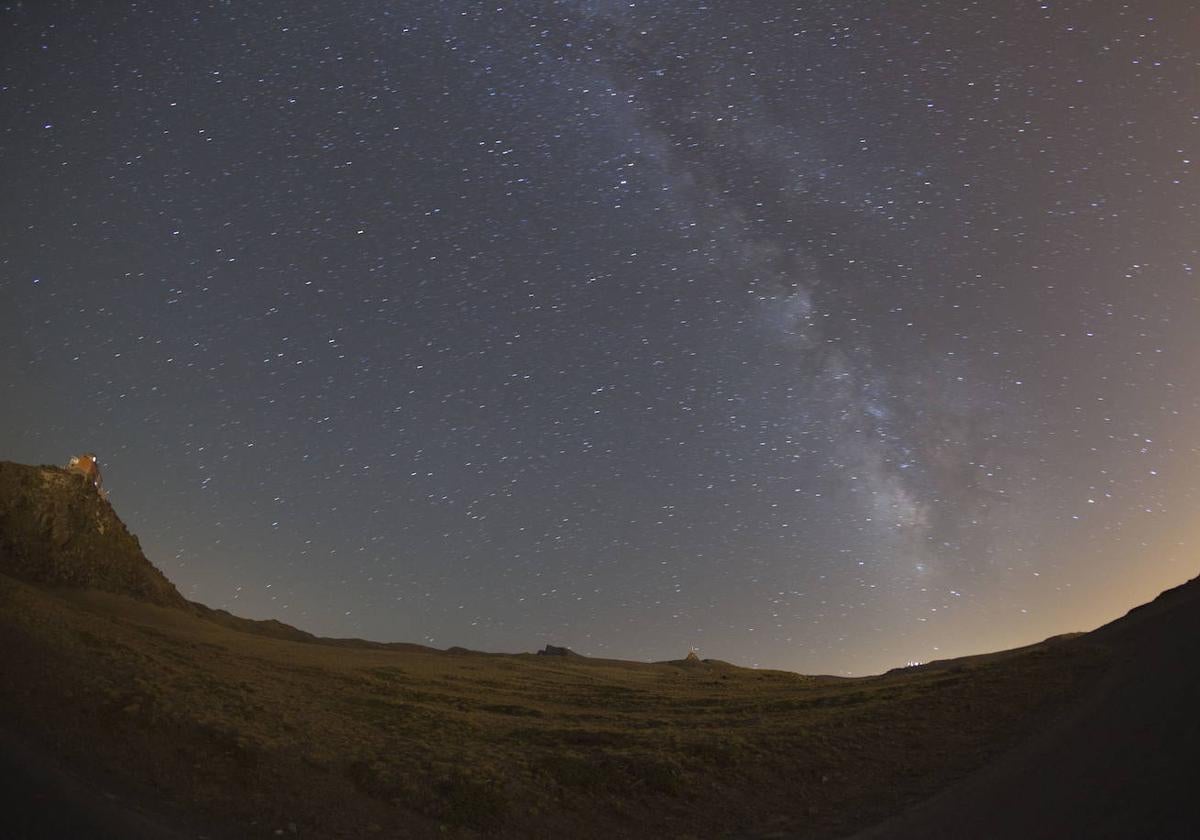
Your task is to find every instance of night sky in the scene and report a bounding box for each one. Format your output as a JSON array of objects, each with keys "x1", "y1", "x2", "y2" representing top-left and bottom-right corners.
[{"x1": 2, "y1": 2, "x2": 1198, "y2": 675}]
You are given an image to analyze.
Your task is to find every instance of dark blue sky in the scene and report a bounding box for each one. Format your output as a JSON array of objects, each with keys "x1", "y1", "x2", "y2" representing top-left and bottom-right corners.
[{"x1": 2, "y1": 1, "x2": 1197, "y2": 674}]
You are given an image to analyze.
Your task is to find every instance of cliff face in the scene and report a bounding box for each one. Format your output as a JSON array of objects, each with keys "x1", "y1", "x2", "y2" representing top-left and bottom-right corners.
[{"x1": 0, "y1": 461, "x2": 185, "y2": 608}]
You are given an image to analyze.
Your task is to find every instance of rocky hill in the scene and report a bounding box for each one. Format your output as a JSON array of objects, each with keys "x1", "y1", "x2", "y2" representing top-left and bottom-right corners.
[
  {"x1": 0, "y1": 460, "x2": 450, "y2": 649},
  {"x1": 0, "y1": 461, "x2": 185, "y2": 608}
]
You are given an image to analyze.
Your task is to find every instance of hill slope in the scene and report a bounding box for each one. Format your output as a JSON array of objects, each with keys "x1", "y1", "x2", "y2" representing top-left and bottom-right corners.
[
  {"x1": 0, "y1": 458, "x2": 1195, "y2": 838},
  {"x1": 854, "y1": 573, "x2": 1200, "y2": 839}
]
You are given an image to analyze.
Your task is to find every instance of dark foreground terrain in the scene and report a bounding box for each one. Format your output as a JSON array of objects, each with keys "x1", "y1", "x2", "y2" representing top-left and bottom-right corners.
[{"x1": 0, "y1": 461, "x2": 1196, "y2": 838}]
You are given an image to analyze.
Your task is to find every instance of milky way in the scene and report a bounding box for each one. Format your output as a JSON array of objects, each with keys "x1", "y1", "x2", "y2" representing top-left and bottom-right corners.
[{"x1": 2, "y1": 1, "x2": 1197, "y2": 673}]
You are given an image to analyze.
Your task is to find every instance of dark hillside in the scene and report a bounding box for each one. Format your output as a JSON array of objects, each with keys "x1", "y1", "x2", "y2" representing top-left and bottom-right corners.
[{"x1": 855, "y1": 574, "x2": 1200, "y2": 839}]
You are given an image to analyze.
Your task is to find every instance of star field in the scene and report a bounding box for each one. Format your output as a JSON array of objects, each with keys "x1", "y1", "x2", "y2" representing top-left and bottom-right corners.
[{"x1": 2, "y1": 1, "x2": 1197, "y2": 674}]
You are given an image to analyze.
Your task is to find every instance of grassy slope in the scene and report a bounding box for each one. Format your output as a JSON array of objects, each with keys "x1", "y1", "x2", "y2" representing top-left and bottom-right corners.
[{"x1": 0, "y1": 572, "x2": 1109, "y2": 839}]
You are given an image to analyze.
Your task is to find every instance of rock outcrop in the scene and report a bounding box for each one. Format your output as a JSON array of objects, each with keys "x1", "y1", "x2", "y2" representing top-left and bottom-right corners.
[{"x1": 0, "y1": 461, "x2": 185, "y2": 607}]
